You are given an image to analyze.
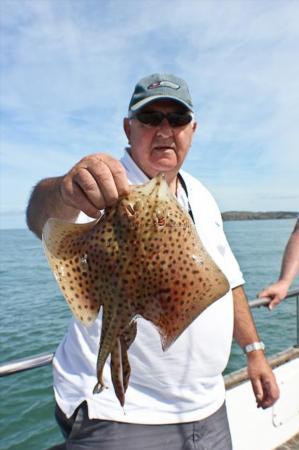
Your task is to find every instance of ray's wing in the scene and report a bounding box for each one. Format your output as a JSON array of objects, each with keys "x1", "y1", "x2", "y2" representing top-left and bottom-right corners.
[
  {"x1": 139, "y1": 217, "x2": 230, "y2": 351},
  {"x1": 42, "y1": 217, "x2": 104, "y2": 325}
]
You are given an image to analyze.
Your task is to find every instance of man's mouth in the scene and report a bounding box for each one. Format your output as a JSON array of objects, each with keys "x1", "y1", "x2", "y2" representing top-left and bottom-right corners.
[{"x1": 153, "y1": 145, "x2": 175, "y2": 151}]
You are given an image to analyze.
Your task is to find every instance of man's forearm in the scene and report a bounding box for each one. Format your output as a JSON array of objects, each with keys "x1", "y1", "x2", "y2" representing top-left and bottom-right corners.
[
  {"x1": 26, "y1": 176, "x2": 80, "y2": 239},
  {"x1": 232, "y1": 285, "x2": 260, "y2": 348},
  {"x1": 279, "y1": 222, "x2": 299, "y2": 287}
]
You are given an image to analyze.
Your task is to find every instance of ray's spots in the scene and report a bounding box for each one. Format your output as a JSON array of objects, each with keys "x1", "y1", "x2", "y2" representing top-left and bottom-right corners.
[{"x1": 42, "y1": 173, "x2": 229, "y2": 408}]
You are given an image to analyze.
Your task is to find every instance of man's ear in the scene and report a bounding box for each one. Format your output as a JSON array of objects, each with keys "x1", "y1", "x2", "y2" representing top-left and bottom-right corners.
[
  {"x1": 123, "y1": 118, "x2": 131, "y2": 142},
  {"x1": 192, "y1": 121, "x2": 198, "y2": 133}
]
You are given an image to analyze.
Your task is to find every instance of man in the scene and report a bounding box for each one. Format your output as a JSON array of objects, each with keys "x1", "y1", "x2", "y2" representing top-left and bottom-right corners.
[
  {"x1": 259, "y1": 218, "x2": 299, "y2": 309},
  {"x1": 27, "y1": 73, "x2": 279, "y2": 450}
]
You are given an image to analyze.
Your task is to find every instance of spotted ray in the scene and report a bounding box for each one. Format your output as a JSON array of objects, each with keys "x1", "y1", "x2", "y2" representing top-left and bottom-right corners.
[{"x1": 42, "y1": 174, "x2": 229, "y2": 406}]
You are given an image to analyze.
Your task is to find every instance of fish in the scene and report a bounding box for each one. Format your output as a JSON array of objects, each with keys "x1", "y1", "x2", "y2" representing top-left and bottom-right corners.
[{"x1": 42, "y1": 174, "x2": 229, "y2": 406}]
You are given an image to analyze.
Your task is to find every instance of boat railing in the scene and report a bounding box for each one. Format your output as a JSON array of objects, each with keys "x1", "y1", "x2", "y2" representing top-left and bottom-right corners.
[{"x1": 1, "y1": 287, "x2": 298, "y2": 377}]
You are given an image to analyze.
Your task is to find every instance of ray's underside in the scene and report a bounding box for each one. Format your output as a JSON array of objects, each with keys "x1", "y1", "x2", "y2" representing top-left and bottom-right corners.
[{"x1": 42, "y1": 174, "x2": 229, "y2": 406}]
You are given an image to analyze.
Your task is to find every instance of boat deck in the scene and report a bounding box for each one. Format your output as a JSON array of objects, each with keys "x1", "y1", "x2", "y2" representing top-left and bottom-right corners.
[{"x1": 275, "y1": 432, "x2": 299, "y2": 450}]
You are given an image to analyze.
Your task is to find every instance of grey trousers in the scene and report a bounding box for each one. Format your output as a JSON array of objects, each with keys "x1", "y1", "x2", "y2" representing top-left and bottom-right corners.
[{"x1": 55, "y1": 401, "x2": 232, "y2": 450}]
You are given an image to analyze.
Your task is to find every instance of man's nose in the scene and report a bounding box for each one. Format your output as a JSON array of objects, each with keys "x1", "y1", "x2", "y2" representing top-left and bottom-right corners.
[{"x1": 156, "y1": 118, "x2": 173, "y2": 137}]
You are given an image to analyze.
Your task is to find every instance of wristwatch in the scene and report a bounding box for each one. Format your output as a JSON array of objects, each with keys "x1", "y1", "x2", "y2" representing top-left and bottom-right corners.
[{"x1": 243, "y1": 341, "x2": 265, "y2": 354}]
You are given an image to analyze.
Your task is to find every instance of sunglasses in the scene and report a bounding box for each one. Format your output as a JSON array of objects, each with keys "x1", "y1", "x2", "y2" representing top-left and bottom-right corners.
[{"x1": 130, "y1": 111, "x2": 194, "y2": 128}]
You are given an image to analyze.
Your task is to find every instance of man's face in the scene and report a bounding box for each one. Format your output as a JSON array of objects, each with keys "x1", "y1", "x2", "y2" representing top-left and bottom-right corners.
[{"x1": 123, "y1": 100, "x2": 197, "y2": 181}]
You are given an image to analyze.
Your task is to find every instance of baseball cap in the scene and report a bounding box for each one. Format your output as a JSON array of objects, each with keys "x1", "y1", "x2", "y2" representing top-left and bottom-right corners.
[{"x1": 128, "y1": 73, "x2": 194, "y2": 113}]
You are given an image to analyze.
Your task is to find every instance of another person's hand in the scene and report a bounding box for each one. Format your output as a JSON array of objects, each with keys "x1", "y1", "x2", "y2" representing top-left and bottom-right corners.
[
  {"x1": 60, "y1": 153, "x2": 130, "y2": 218},
  {"x1": 247, "y1": 352, "x2": 280, "y2": 409},
  {"x1": 258, "y1": 280, "x2": 289, "y2": 310}
]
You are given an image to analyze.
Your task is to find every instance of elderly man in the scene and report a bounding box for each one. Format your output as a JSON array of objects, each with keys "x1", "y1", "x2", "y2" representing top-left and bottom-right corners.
[{"x1": 27, "y1": 74, "x2": 279, "y2": 450}]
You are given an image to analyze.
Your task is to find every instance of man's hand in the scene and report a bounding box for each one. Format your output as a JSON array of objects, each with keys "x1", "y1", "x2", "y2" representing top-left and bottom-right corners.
[
  {"x1": 26, "y1": 153, "x2": 130, "y2": 238},
  {"x1": 247, "y1": 351, "x2": 280, "y2": 409},
  {"x1": 258, "y1": 280, "x2": 289, "y2": 310},
  {"x1": 60, "y1": 153, "x2": 130, "y2": 218},
  {"x1": 232, "y1": 285, "x2": 279, "y2": 408}
]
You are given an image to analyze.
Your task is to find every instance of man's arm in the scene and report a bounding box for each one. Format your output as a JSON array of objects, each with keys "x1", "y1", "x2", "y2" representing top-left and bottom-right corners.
[
  {"x1": 233, "y1": 285, "x2": 279, "y2": 409},
  {"x1": 259, "y1": 219, "x2": 299, "y2": 309},
  {"x1": 26, "y1": 176, "x2": 80, "y2": 239},
  {"x1": 26, "y1": 153, "x2": 129, "y2": 239}
]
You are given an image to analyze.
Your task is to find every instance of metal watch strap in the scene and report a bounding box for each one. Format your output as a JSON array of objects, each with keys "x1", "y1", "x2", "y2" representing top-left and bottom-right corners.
[{"x1": 243, "y1": 341, "x2": 265, "y2": 354}]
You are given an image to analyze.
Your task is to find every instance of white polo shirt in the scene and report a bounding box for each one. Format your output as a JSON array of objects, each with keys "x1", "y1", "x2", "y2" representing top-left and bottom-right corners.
[{"x1": 53, "y1": 149, "x2": 244, "y2": 423}]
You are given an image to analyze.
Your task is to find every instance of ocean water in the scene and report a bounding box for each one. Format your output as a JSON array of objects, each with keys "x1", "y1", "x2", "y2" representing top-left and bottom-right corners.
[{"x1": 0, "y1": 219, "x2": 298, "y2": 450}]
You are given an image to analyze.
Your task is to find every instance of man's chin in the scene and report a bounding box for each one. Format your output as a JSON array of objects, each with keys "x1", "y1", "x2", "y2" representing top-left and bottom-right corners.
[
  {"x1": 150, "y1": 161, "x2": 178, "y2": 175},
  {"x1": 150, "y1": 153, "x2": 178, "y2": 172}
]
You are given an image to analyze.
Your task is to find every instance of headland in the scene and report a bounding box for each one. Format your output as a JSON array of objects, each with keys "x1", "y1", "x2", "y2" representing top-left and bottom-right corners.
[{"x1": 221, "y1": 211, "x2": 298, "y2": 221}]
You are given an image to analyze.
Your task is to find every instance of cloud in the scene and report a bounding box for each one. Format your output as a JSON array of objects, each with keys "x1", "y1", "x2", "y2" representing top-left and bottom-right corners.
[{"x1": 0, "y1": 0, "x2": 298, "y2": 228}]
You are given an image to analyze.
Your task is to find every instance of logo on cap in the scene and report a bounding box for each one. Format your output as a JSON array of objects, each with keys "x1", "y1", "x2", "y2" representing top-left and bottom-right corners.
[{"x1": 147, "y1": 80, "x2": 180, "y2": 90}]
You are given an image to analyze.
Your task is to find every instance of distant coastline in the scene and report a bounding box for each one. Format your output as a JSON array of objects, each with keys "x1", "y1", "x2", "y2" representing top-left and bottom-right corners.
[
  {"x1": 0, "y1": 211, "x2": 298, "y2": 230},
  {"x1": 222, "y1": 211, "x2": 298, "y2": 221}
]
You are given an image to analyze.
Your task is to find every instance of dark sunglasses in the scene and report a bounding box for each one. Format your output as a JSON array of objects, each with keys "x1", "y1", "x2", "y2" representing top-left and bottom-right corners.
[{"x1": 130, "y1": 111, "x2": 193, "y2": 128}]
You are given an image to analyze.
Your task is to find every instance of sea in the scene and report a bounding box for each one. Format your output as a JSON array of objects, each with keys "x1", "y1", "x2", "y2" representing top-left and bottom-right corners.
[{"x1": 0, "y1": 219, "x2": 298, "y2": 450}]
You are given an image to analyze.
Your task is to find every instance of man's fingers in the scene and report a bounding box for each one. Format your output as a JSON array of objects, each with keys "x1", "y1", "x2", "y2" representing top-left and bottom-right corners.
[
  {"x1": 258, "y1": 287, "x2": 276, "y2": 300},
  {"x1": 60, "y1": 153, "x2": 130, "y2": 215},
  {"x1": 251, "y1": 379, "x2": 263, "y2": 405},
  {"x1": 268, "y1": 296, "x2": 281, "y2": 310},
  {"x1": 251, "y1": 378, "x2": 264, "y2": 407},
  {"x1": 248, "y1": 353, "x2": 280, "y2": 410},
  {"x1": 63, "y1": 180, "x2": 100, "y2": 218},
  {"x1": 251, "y1": 373, "x2": 280, "y2": 409},
  {"x1": 104, "y1": 158, "x2": 130, "y2": 198},
  {"x1": 260, "y1": 378, "x2": 280, "y2": 409},
  {"x1": 258, "y1": 288, "x2": 269, "y2": 298},
  {"x1": 258, "y1": 281, "x2": 289, "y2": 308},
  {"x1": 258, "y1": 288, "x2": 282, "y2": 310},
  {"x1": 87, "y1": 158, "x2": 123, "y2": 207},
  {"x1": 73, "y1": 168, "x2": 106, "y2": 210}
]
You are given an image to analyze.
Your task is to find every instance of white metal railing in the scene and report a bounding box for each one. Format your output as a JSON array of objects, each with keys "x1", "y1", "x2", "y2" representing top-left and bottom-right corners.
[
  {"x1": 1, "y1": 287, "x2": 298, "y2": 377},
  {"x1": 248, "y1": 288, "x2": 299, "y2": 348}
]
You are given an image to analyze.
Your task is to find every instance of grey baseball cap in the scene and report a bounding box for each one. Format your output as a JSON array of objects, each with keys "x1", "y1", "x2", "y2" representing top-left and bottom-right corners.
[{"x1": 128, "y1": 73, "x2": 194, "y2": 113}]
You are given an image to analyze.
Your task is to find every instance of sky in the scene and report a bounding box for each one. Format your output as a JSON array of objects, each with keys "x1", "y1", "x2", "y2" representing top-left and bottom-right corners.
[{"x1": 0, "y1": 0, "x2": 298, "y2": 229}]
